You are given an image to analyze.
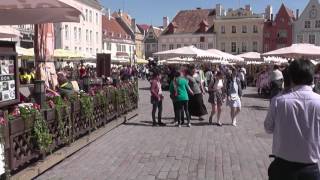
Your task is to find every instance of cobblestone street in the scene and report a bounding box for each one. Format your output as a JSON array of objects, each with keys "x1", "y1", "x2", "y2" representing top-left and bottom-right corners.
[{"x1": 36, "y1": 80, "x2": 272, "y2": 180}]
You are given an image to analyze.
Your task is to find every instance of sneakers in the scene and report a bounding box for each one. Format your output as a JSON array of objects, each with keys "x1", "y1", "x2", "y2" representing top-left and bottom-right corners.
[
  {"x1": 158, "y1": 122, "x2": 166, "y2": 127},
  {"x1": 188, "y1": 123, "x2": 192, "y2": 127},
  {"x1": 209, "y1": 116, "x2": 213, "y2": 125},
  {"x1": 217, "y1": 122, "x2": 222, "y2": 127},
  {"x1": 232, "y1": 119, "x2": 237, "y2": 127}
]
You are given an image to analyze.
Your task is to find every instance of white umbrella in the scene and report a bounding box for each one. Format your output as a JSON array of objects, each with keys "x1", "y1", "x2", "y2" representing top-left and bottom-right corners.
[
  {"x1": 237, "y1": 52, "x2": 261, "y2": 61},
  {"x1": 154, "y1": 46, "x2": 220, "y2": 59},
  {"x1": 206, "y1": 49, "x2": 244, "y2": 62},
  {"x1": 262, "y1": 44, "x2": 320, "y2": 59},
  {"x1": 263, "y1": 56, "x2": 289, "y2": 64},
  {"x1": 0, "y1": 0, "x2": 82, "y2": 25}
]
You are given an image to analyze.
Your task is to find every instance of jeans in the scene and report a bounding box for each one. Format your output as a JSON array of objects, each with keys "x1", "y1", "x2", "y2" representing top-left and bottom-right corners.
[
  {"x1": 152, "y1": 100, "x2": 163, "y2": 124},
  {"x1": 177, "y1": 100, "x2": 190, "y2": 125},
  {"x1": 173, "y1": 101, "x2": 184, "y2": 123},
  {"x1": 268, "y1": 158, "x2": 320, "y2": 180}
]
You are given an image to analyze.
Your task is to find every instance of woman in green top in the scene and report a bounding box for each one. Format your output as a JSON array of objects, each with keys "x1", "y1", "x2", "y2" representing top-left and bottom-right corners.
[{"x1": 170, "y1": 68, "x2": 194, "y2": 127}]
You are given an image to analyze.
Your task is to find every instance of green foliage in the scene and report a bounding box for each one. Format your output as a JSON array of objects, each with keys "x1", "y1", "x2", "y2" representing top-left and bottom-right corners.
[
  {"x1": 33, "y1": 111, "x2": 53, "y2": 152},
  {"x1": 96, "y1": 91, "x2": 107, "y2": 108},
  {"x1": 54, "y1": 96, "x2": 69, "y2": 143},
  {"x1": 80, "y1": 93, "x2": 94, "y2": 122}
]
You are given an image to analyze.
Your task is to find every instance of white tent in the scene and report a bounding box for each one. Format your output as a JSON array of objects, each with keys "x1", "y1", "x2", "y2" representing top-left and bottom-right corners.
[
  {"x1": 262, "y1": 44, "x2": 320, "y2": 59},
  {"x1": 153, "y1": 46, "x2": 221, "y2": 59},
  {"x1": 206, "y1": 49, "x2": 244, "y2": 62},
  {"x1": 263, "y1": 56, "x2": 289, "y2": 64},
  {"x1": 0, "y1": 26, "x2": 20, "y2": 38},
  {"x1": 0, "y1": 0, "x2": 82, "y2": 25},
  {"x1": 237, "y1": 52, "x2": 261, "y2": 61}
]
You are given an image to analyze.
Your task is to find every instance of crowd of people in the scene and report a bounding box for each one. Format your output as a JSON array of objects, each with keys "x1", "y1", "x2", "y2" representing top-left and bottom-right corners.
[{"x1": 150, "y1": 65, "x2": 245, "y2": 128}]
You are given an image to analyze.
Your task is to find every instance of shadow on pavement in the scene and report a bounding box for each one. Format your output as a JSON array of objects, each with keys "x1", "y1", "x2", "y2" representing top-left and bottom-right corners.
[
  {"x1": 139, "y1": 87, "x2": 150, "y2": 91},
  {"x1": 244, "y1": 105, "x2": 269, "y2": 111}
]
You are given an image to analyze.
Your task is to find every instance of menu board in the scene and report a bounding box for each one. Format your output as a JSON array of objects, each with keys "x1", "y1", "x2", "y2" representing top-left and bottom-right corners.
[
  {"x1": 0, "y1": 58, "x2": 15, "y2": 102},
  {"x1": 0, "y1": 41, "x2": 19, "y2": 108}
]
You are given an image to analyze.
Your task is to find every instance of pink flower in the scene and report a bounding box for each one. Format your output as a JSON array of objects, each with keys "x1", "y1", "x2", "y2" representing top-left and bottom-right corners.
[{"x1": 0, "y1": 117, "x2": 6, "y2": 126}]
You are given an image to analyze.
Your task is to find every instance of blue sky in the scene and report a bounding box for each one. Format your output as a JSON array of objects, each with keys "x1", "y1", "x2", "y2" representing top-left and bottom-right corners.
[{"x1": 101, "y1": 0, "x2": 309, "y2": 25}]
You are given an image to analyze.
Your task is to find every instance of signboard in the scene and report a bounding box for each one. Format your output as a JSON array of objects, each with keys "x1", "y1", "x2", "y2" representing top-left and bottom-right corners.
[{"x1": 0, "y1": 42, "x2": 20, "y2": 108}]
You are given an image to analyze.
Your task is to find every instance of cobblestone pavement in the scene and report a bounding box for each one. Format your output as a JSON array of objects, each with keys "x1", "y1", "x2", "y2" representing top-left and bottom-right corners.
[{"x1": 36, "y1": 80, "x2": 272, "y2": 180}]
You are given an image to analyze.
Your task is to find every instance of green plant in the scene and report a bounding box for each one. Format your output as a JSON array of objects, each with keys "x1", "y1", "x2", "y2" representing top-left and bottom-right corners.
[
  {"x1": 54, "y1": 96, "x2": 70, "y2": 143},
  {"x1": 96, "y1": 91, "x2": 107, "y2": 108},
  {"x1": 80, "y1": 93, "x2": 94, "y2": 123},
  {"x1": 33, "y1": 111, "x2": 53, "y2": 152}
]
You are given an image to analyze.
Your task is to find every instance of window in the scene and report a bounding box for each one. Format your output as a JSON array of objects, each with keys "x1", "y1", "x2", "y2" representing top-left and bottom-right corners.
[
  {"x1": 96, "y1": 48, "x2": 98, "y2": 53},
  {"x1": 199, "y1": 43, "x2": 205, "y2": 49},
  {"x1": 89, "y1": 10, "x2": 92, "y2": 23},
  {"x1": 221, "y1": 42, "x2": 225, "y2": 52},
  {"x1": 169, "y1": 44, "x2": 174, "y2": 50},
  {"x1": 86, "y1": 29, "x2": 88, "y2": 41},
  {"x1": 146, "y1": 44, "x2": 151, "y2": 51},
  {"x1": 65, "y1": 25, "x2": 69, "y2": 40},
  {"x1": 297, "y1": 35, "x2": 303, "y2": 43},
  {"x1": 316, "y1": 20, "x2": 320, "y2": 28},
  {"x1": 277, "y1": 29, "x2": 288, "y2": 38},
  {"x1": 96, "y1": 13, "x2": 98, "y2": 24},
  {"x1": 221, "y1": 26, "x2": 225, "y2": 34},
  {"x1": 90, "y1": 48, "x2": 92, "y2": 53},
  {"x1": 79, "y1": 47, "x2": 82, "y2": 52},
  {"x1": 305, "y1": 21, "x2": 311, "y2": 28},
  {"x1": 65, "y1": 46, "x2": 69, "y2": 50},
  {"x1": 107, "y1": 42, "x2": 111, "y2": 50},
  {"x1": 152, "y1": 44, "x2": 157, "y2": 51},
  {"x1": 74, "y1": 27, "x2": 77, "y2": 41},
  {"x1": 231, "y1": 42, "x2": 236, "y2": 52},
  {"x1": 78, "y1": 28, "x2": 81, "y2": 42},
  {"x1": 90, "y1": 30, "x2": 92, "y2": 43},
  {"x1": 264, "y1": 44, "x2": 269, "y2": 52},
  {"x1": 208, "y1": 43, "x2": 214, "y2": 49},
  {"x1": 162, "y1": 44, "x2": 166, "y2": 51},
  {"x1": 200, "y1": 36, "x2": 205, "y2": 42},
  {"x1": 86, "y1": 48, "x2": 89, "y2": 52},
  {"x1": 232, "y1": 26, "x2": 236, "y2": 33},
  {"x1": 242, "y1": 25, "x2": 247, "y2": 33},
  {"x1": 122, "y1": 45, "x2": 126, "y2": 52},
  {"x1": 264, "y1": 32, "x2": 270, "y2": 38},
  {"x1": 253, "y1": 25, "x2": 258, "y2": 33},
  {"x1": 75, "y1": 47, "x2": 77, "y2": 51},
  {"x1": 242, "y1": 42, "x2": 247, "y2": 52},
  {"x1": 253, "y1": 41, "x2": 258, "y2": 52},
  {"x1": 309, "y1": 34, "x2": 316, "y2": 44},
  {"x1": 96, "y1": 32, "x2": 98, "y2": 43},
  {"x1": 85, "y1": 9, "x2": 88, "y2": 21},
  {"x1": 177, "y1": 44, "x2": 181, "y2": 48}
]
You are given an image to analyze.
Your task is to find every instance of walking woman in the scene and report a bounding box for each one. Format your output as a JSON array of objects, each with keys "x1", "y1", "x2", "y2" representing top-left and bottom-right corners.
[
  {"x1": 226, "y1": 68, "x2": 242, "y2": 127},
  {"x1": 186, "y1": 67, "x2": 208, "y2": 120},
  {"x1": 150, "y1": 72, "x2": 166, "y2": 127},
  {"x1": 170, "y1": 68, "x2": 194, "y2": 127},
  {"x1": 208, "y1": 71, "x2": 225, "y2": 126}
]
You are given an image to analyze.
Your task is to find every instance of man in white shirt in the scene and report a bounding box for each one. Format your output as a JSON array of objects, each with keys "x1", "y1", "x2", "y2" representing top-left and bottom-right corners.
[
  {"x1": 270, "y1": 65, "x2": 284, "y2": 98},
  {"x1": 265, "y1": 60, "x2": 320, "y2": 180}
]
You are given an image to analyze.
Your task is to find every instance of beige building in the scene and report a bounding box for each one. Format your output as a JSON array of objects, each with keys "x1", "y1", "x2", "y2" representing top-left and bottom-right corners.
[
  {"x1": 54, "y1": 0, "x2": 103, "y2": 57},
  {"x1": 158, "y1": 9, "x2": 217, "y2": 53},
  {"x1": 215, "y1": 4, "x2": 265, "y2": 54}
]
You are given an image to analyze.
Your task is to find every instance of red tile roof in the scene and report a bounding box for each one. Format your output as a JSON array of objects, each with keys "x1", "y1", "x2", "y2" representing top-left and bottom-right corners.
[
  {"x1": 102, "y1": 15, "x2": 131, "y2": 40},
  {"x1": 137, "y1": 24, "x2": 150, "y2": 32},
  {"x1": 163, "y1": 8, "x2": 216, "y2": 35}
]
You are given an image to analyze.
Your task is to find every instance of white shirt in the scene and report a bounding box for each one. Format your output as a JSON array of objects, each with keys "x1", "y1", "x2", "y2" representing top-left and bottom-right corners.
[
  {"x1": 270, "y1": 69, "x2": 283, "y2": 81},
  {"x1": 264, "y1": 86, "x2": 320, "y2": 163}
]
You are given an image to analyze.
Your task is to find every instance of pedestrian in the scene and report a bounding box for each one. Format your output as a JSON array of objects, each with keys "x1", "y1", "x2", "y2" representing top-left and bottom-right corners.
[
  {"x1": 270, "y1": 65, "x2": 284, "y2": 99},
  {"x1": 150, "y1": 71, "x2": 166, "y2": 127},
  {"x1": 238, "y1": 69, "x2": 246, "y2": 90},
  {"x1": 208, "y1": 71, "x2": 225, "y2": 126},
  {"x1": 186, "y1": 67, "x2": 208, "y2": 120},
  {"x1": 226, "y1": 68, "x2": 242, "y2": 127},
  {"x1": 170, "y1": 71, "x2": 182, "y2": 124},
  {"x1": 170, "y1": 68, "x2": 193, "y2": 127},
  {"x1": 265, "y1": 59, "x2": 320, "y2": 180}
]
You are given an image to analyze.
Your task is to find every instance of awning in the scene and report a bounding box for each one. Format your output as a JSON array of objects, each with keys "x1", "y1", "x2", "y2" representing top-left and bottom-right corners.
[
  {"x1": 0, "y1": 26, "x2": 20, "y2": 38},
  {"x1": 116, "y1": 52, "x2": 129, "y2": 57},
  {"x1": 0, "y1": 0, "x2": 83, "y2": 25}
]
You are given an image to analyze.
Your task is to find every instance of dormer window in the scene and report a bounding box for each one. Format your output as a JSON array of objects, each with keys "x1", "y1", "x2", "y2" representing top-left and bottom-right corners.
[
  {"x1": 199, "y1": 20, "x2": 209, "y2": 33},
  {"x1": 167, "y1": 22, "x2": 177, "y2": 34}
]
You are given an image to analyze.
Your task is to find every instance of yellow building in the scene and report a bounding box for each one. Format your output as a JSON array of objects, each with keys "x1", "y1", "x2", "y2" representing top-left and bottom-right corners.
[{"x1": 215, "y1": 4, "x2": 265, "y2": 54}]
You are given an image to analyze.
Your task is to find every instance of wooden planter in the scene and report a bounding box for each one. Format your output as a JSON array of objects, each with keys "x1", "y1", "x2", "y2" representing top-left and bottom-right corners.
[{"x1": 7, "y1": 117, "x2": 39, "y2": 171}]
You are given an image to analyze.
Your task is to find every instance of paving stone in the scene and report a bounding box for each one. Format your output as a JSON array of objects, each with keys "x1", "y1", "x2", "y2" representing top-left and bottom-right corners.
[{"x1": 35, "y1": 81, "x2": 271, "y2": 180}]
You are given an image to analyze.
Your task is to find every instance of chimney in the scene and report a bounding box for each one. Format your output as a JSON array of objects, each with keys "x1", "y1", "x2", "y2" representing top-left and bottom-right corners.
[
  {"x1": 163, "y1": 16, "x2": 169, "y2": 29},
  {"x1": 107, "y1": 8, "x2": 111, "y2": 20},
  {"x1": 271, "y1": 14, "x2": 274, "y2": 21},
  {"x1": 131, "y1": 18, "x2": 136, "y2": 32},
  {"x1": 265, "y1": 5, "x2": 273, "y2": 20},
  {"x1": 245, "y1": 5, "x2": 251, "y2": 11},
  {"x1": 296, "y1": 9, "x2": 299, "y2": 19},
  {"x1": 216, "y1": 4, "x2": 223, "y2": 16},
  {"x1": 118, "y1": 9, "x2": 123, "y2": 17}
]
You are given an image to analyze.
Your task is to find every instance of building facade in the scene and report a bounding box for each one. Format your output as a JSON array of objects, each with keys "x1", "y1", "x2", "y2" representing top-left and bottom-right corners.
[
  {"x1": 16, "y1": 24, "x2": 34, "y2": 48},
  {"x1": 101, "y1": 15, "x2": 135, "y2": 63},
  {"x1": 144, "y1": 26, "x2": 163, "y2": 59},
  {"x1": 113, "y1": 11, "x2": 145, "y2": 62},
  {"x1": 293, "y1": 0, "x2": 320, "y2": 46},
  {"x1": 54, "y1": 0, "x2": 103, "y2": 56},
  {"x1": 215, "y1": 4, "x2": 265, "y2": 54},
  {"x1": 158, "y1": 8, "x2": 217, "y2": 53},
  {"x1": 263, "y1": 4, "x2": 295, "y2": 52}
]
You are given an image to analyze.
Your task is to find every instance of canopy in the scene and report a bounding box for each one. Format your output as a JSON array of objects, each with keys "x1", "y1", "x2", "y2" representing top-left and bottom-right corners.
[
  {"x1": 262, "y1": 44, "x2": 320, "y2": 59},
  {"x1": 206, "y1": 49, "x2": 244, "y2": 62},
  {"x1": 0, "y1": 26, "x2": 20, "y2": 38},
  {"x1": 54, "y1": 49, "x2": 84, "y2": 59},
  {"x1": 153, "y1": 46, "x2": 220, "y2": 59},
  {"x1": 0, "y1": 0, "x2": 82, "y2": 25},
  {"x1": 237, "y1": 52, "x2": 261, "y2": 61},
  {"x1": 137, "y1": 59, "x2": 148, "y2": 64},
  {"x1": 263, "y1": 56, "x2": 289, "y2": 64}
]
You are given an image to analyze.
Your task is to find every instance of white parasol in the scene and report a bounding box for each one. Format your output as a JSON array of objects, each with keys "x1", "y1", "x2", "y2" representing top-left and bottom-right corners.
[
  {"x1": 262, "y1": 44, "x2": 320, "y2": 59},
  {"x1": 0, "y1": 0, "x2": 82, "y2": 25},
  {"x1": 153, "y1": 46, "x2": 221, "y2": 59}
]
